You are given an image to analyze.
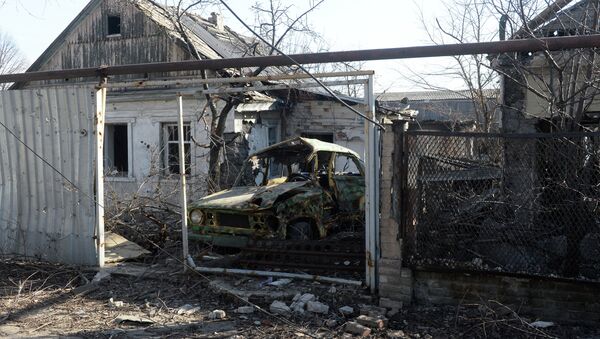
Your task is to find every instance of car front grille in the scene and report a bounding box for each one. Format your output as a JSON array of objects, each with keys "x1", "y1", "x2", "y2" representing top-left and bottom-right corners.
[{"x1": 218, "y1": 213, "x2": 251, "y2": 228}]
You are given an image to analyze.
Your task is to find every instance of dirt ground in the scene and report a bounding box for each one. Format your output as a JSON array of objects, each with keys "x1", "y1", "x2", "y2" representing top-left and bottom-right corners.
[{"x1": 1, "y1": 258, "x2": 599, "y2": 338}]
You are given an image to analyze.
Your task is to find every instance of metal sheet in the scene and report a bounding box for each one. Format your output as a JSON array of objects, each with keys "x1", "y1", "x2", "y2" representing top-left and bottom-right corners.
[{"x1": 0, "y1": 87, "x2": 98, "y2": 265}]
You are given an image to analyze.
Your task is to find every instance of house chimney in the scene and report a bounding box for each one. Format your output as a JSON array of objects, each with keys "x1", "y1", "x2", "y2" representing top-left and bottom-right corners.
[{"x1": 210, "y1": 12, "x2": 224, "y2": 31}]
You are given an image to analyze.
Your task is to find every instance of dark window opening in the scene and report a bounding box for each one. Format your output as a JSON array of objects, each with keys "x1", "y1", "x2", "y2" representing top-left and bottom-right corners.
[
  {"x1": 105, "y1": 124, "x2": 129, "y2": 176},
  {"x1": 107, "y1": 15, "x2": 121, "y2": 35},
  {"x1": 301, "y1": 132, "x2": 334, "y2": 143}
]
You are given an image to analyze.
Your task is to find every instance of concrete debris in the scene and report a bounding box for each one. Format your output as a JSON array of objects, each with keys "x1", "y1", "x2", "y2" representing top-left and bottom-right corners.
[
  {"x1": 290, "y1": 293, "x2": 316, "y2": 314},
  {"x1": 339, "y1": 306, "x2": 354, "y2": 316},
  {"x1": 325, "y1": 319, "x2": 337, "y2": 327},
  {"x1": 268, "y1": 278, "x2": 292, "y2": 287},
  {"x1": 389, "y1": 330, "x2": 406, "y2": 338},
  {"x1": 209, "y1": 279, "x2": 299, "y2": 303},
  {"x1": 269, "y1": 301, "x2": 291, "y2": 315},
  {"x1": 235, "y1": 306, "x2": 255, "y2": 314},
  {"x1": 328, "y1": 286, "x2": 337, "y2": 293},
  {"x1": 344, "y1": 321, "x2": 371, "y2": 337},
  {"x1": 208, "y1": 310, "x2": 227, "y2": 320},
  {"x1": 177, "y1": 304, "x2": 201, "y2": 315},
  {"x1": 359, "y1": 304, "x2": 387, "y2": 317},
  {"x1": 114, "y1": 315, "x2": 154, "y2": 325},
  {"x1": 108, "y1": 298, "x2": 124, "y2": 308},
  {"x1": 306, "y1": 301, "x2": 329, "y2": 314},
  {"x1": 295, "y1": 293, "x2": 316, "y2": 304},
  {"x1": 530, "y1": 321, "x2": 554, "y2": 328},
  {"x1": 92, "y1": 270, "x2": 111, "y2": 284},
  {"x1": 356, "y1": 314, "x2": 388, "y2": 329}
]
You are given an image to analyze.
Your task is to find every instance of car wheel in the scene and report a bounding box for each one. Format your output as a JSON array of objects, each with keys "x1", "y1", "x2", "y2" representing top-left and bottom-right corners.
[{"x1": 287, "y1": 221, "x2": 313, "y2": 240}]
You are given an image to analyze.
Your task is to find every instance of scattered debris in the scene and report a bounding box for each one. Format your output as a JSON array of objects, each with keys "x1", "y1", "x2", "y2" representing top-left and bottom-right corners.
[
  {"x1": 177, "y1": 304, "x2": 201, "y2": 315},
  {"x1": 104, "y1": 231, "x2": 150, "y2": 263},
  {"x1": 114, "y1": 315, "x2": 154, "y2": 325},
  {"x1": 209, "y1": 279, "x2": 299, "y2": 302},
  {"x1": 530, "y1": 321, "x2": 555, "y2": 328},
  {"x1": 268, "y1": 278, "x2": 292, "y2": 287},
  {"x1": 235, "y1": 306, "x2": 256, "y2": 314},
  {"x1": 92, "y1": 270, "x2": 111, "y2": 284},
  {"x1": 208, "y1": 310, "x2": 227, "y2": 320},
  {"x1": 339, "y1": 306, "x2": 354, "y2": 316},
  {"x1": 344, "y1": 322, "x2": 371, "y2": 337},
  {"x1": 328, "y1": 286, "x2": 337, "y2": 293},
  {"x1": 306, "y1": 301, "x2": 329, "y2": 314},
  {"x1": 290, "y1": 293, "x2": 316, "y2": 314},
  {"x1": 108, "y1": 298, "x2": 124, "y2": 308},
  {"x1": 325, "y1": 319, "x2": 338, "y2": 327},
  {"x1": 359, "y1": 304, "x2": 387, "y2": 317},
  {"x1": 269, "y1": 301, "x2": 291, "y2": 315},
  {"x1": 195, "y1": 266, "x2": 362, "y2": 286},
  {"x1": 356, "y1": 314, "x2": 388, "y2": 329},
  {"x1": 389, "y1": 330, "x2": 406, "y2": 338}
]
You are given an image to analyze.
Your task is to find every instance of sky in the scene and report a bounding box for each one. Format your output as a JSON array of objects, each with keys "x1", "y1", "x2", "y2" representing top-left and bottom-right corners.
[{"x1": 0, "y1": 0, "x2": 474, "y2": 92}]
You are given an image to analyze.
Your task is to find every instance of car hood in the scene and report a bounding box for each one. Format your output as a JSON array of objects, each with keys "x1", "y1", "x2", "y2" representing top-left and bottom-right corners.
[{"x1": 190, "y1": 181, "x2": 314, "y2": 211}]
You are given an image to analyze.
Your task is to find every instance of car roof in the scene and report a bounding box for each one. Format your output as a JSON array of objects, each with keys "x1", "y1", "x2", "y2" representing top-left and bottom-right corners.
[{"x1": 250, "y1": 137, "x2": 361, "y2": 159}]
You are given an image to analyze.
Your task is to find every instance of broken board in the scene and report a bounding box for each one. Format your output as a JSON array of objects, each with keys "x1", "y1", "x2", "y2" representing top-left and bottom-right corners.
[{"x1": 104, "y1": 232, "x2": 150, "y2": 263}]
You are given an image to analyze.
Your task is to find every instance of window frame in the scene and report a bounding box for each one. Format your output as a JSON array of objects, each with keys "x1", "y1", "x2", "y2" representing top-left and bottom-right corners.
[
  {"x1": 162, "y1": 122, "x2": 192, "y2": 176},
  {"x1": 106, "y1": 14, "x2": 122, "y2": 37},
  {"x1": 104, "y1": 121, "x2": 134, "y2": 181}
]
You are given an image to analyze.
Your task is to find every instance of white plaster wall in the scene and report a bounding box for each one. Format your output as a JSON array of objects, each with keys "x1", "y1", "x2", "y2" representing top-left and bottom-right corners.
[{"x1": 103, "y1": 92, "x2": 234, "y2": 204}]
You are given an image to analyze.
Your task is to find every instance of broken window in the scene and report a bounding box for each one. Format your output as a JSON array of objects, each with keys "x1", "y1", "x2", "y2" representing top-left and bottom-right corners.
[
  {"x1": 107, "y1": 15, "x2": 121, "y2": 36},
  {"x1": 334, "y1": 154, "x2": 362, "y2": 176},
  {"x1": 104, "y1": 124, "x2": 130, "y2": 177},
  {"x1": 163, "y1": 123, "x2": 191, "y2": 175}
]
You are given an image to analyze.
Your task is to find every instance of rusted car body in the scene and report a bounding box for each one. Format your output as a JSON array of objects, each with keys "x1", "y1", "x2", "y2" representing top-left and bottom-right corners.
[{"x1": 188, "y1": 137, "x2": 365, "y2": 247}]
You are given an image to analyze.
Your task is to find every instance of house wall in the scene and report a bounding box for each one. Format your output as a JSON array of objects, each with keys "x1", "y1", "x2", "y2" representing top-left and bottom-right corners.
[
  {"x1": 234, "y1": 100, "x2": 368, "y2": 160},
  {"x1": 103, "y1": 91, "x2": 230, "y2": 206},
  {"x1": 286, "y1": 100, "x2": 367, "y2": 157},
  {"x1": 20, "y1": 0, "x2": 207, "y2": 88}
]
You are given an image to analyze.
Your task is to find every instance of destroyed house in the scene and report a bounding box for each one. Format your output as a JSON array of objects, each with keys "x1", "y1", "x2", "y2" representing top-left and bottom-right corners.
[{"x1": 14, "y1": 0, "x2": 373, "y2": 202}]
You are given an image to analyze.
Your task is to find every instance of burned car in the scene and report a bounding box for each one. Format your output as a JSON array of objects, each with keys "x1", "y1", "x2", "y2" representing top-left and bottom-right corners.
[{"x1": 188, "y1": 137, "x2": 365, "y2": 247}]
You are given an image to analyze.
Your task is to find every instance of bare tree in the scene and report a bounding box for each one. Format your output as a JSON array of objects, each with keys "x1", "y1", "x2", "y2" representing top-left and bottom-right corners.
[
  {"x1": 162, "y1": 0, "x2": 326, "y2": 192},
  {"x1": 0, "y1": 30, "x2": 26, "y2": 90},
  {"x1": 406, "y1": 0, "x2": 500, "y2": 132}
]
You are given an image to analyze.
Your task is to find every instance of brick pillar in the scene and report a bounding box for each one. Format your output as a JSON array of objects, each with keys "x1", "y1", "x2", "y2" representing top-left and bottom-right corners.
[{"x1": 378, "y1": 120, "x2": 413, "y2": 306}]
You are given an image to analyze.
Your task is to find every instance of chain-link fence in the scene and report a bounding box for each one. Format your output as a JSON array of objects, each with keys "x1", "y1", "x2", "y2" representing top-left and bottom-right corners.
[{"x1": 400, "y1": 131, "x2": 600, "y2": 280}]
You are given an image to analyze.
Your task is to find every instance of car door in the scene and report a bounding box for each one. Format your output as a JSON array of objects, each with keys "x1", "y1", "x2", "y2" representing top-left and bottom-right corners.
[{"x1": 331, "y1": 153, "x2": 365, "y2": 213}]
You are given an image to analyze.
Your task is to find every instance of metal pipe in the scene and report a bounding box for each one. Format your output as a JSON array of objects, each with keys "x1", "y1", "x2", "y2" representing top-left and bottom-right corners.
[
  {"x1": 195, "y1": 79, "x2": 367, "y2": 95},
  {"x1": 107, "y1": 70, "x2": 375, "y2": 88},
  {"x1": 95, "y1": 81, "x2": 107, "y2": 268},
  {"x1": 3, "y1": 35, "x2": 600, "y2": 83},
  {"x1": 177, "y1": 94, "x2": 190, "y2": 271},
  {"x1": 192, "y1": 266, "x2": 363, "y2": 286},
  {"x1": 364, "y1": 74, "x2": 378, "y2": 292}
]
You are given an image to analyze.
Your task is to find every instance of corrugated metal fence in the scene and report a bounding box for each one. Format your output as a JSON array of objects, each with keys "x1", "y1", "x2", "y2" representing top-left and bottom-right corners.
[{"x1": 0, "y1": 87, "x2": 98, "y2": 265}]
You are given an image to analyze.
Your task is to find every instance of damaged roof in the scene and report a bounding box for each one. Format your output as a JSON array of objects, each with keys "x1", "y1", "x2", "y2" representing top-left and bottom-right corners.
[{"x1": 23, "y1": 0, "x2": 261, "y2": 75}]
